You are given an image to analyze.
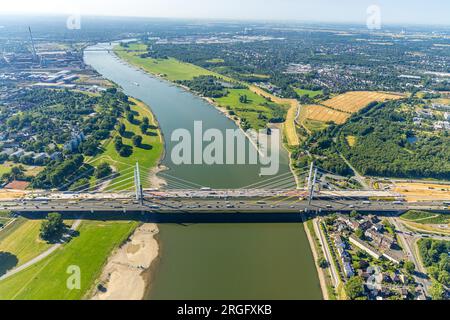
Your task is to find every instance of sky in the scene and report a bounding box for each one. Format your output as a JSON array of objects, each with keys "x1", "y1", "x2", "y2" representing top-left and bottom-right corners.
[{"x1": 0, "y1": 0, "x2": 449, "y2": 25}]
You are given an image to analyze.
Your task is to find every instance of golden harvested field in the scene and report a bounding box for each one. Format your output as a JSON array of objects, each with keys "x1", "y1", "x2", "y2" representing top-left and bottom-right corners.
[
  {"x1": 346, "y1": 136, "x2": 357, "y2": 147},
  {"x1": 284, "y1": 101, "x2": 300, "y2": 146},
  {"x1": 322, "y1": 91, "x2": 404, "y2": 113},
  {"x1": 301, "y1": 104, "x2": 350, "y2": 124},
  {"x1": 393, "y1": 182, "x2": 450, "y2": 202}
]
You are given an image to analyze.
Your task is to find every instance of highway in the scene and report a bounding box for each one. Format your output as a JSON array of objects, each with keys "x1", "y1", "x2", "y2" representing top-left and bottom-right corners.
[{"x1": 1, "y1": 196, "x2": 448, "y2": 215}]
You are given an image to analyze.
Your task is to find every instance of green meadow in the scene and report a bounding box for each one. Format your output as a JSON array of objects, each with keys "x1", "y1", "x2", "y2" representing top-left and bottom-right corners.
[
  {"x1": 88, "y1": 98, "x2": 163, "y2": 190},
  {"x1": 115, "y1": 44, "x2": 218, "y2": 81},
  {"x1": 0, "y1": 220, "x2": 138, "y2": 300},
  {"x1": 294, "y1": 88, "x2": 323, "y2": 99}
]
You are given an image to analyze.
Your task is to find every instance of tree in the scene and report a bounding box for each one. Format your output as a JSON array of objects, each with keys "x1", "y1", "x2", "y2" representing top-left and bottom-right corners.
[
  {"x1": 118, "y1": 123, "x2": 126, "y2": 136},
  {"x1": 438, "y1": 271, "x2": 450, "y2": 287},
  {"x1": 81, "y1": 138, "x2": 100, "y2": 156},
  {"x1": 142, "y1": 117, "x2": 149, "y2": 125},
  {"x1": 239, "y1": 94, "x2": 249, "y2": 103},
  {"x1": 95, "y1": 162, "x2": 113, "y2": 179},
  {"x1": 318, "y1": 258, "x2": 328, "y2": 269},
  {"x1": 70, "y1": 178, "x2": 90, "y2": 191},
  {"x1": 126, "y1": 112, "x2": 134, "y2": 123},
  {"x1": 345, "y1": 276, "x2": 365, "y2": 300},
  {"x1": 355, "y1": 228, "x2": 364, "y2": 240},
  {"x1": 132, "y1": 135, "x2": 143, "y2": 147},
  {"x1": 404, "y1": 261, "x2": 416, "y2": 274},
  {"x1": 114, "y1": 136, "x2": 123, "y2": 152},
  {"x1": 429, "y1": 281, "x2": 445, "y2": 300},
  {"x1": 40, "y1": 213, "x2": 65, "y2": 241},
  {"x1": 140, "y1": 123, "x2": 149, "y2": 134},
  {"x1": 349, "y1": 210, "x2": 358, "y2": 218}
]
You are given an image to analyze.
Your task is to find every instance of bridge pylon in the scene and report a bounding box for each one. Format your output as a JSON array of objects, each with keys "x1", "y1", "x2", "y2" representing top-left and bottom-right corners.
[
  {"x1": 308, "y1": 167, "x2": 318, "y2": 206},
  {"x1": 134, "y1": 162, "x2": 144, "y2": 204}
]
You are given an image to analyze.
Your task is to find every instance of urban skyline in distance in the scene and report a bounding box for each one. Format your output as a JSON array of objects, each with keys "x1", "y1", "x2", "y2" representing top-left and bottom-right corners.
[{"x1": 1, "y1": 0, "x2": 450, "y2": 26}]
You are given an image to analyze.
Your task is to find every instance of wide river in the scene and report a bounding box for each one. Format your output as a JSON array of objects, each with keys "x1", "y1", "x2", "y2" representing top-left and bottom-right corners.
[{"x1": 84, "y1": 43, "x2": 322, "y2": 299}]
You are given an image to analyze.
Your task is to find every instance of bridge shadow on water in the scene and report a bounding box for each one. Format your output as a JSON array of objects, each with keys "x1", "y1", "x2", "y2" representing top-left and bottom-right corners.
[{"x1": 17, "y1": 210, "x2": 400, "y2": 224}]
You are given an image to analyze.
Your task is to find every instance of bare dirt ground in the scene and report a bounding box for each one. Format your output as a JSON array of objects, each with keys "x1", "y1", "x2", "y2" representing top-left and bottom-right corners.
[
  {"x1": 393, "y1": 182, "x2": 450, "y2": 202},
  {"x1": 91, "y1": 223, "x2": 159, "y2": 300}
]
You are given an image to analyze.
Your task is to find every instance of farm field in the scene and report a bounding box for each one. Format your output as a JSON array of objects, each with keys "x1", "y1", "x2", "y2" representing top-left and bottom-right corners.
[
  {"x1": 300, "y1": 104, "x2": 350, "y2": 125},
  {"x1": 88, "y1": 98, "x2": 163, "y2": 190},
  {"x1": 0, "y1": 220, "x2": 138, "y2": 300},
  {"x1": 284, "y1": 102, "x2": 300, "y2": 146},
  {"x1": 322, "y1": 91, "x2": 404, "y2": 113}
]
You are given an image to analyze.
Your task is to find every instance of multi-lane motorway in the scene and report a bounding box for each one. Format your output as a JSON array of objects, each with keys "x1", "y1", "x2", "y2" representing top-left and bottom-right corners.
[{"x1": 2, "y1": 196, "x2": 448, "y2": 215}]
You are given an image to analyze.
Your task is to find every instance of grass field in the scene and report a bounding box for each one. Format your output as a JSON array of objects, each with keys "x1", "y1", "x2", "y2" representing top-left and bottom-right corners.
[
  {"x1": 0, "y1": 218, "x2": 53, "y2": 267},
  {"x1": 322, "y1": 91, "x2": 404, "y2": 113},
  {"x1": 0, "y1": 162, "x2": 44, "y2": 178},
  {"x1": 400, "y1": 211, "x2": 449, "y2": 224},
  {"x1": 214, "y1": 88, "x2": 287, "y2": 130},
  {"x1": 115, "y1": 44, "x2": 219, "y2": 81},
  {"x1": 0, "y1": 220, "x2": 138, "y2": 300},
  {"x1": 205, "y1": 58, "x2": 225, "y2": 63},
  {"x1": 87, "y1": 98, "x2": 163, "y2": 190},
  {"x1": 303, "y1": 119, "x2": 329, "y2": 133},
  {"x1": 294, "y1": 88, "x2": 323, "y2": 99}
]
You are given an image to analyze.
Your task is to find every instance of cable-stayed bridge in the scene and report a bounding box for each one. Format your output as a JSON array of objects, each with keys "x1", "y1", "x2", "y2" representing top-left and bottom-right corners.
[{"x1": 1, "y1": 163, "x2": 448, "y2": 215}]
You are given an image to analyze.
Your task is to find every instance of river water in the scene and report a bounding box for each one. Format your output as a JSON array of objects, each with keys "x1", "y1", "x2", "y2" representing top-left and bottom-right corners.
[{"x1": 84, "y1": 43, "x2": 322, "y2": 300}]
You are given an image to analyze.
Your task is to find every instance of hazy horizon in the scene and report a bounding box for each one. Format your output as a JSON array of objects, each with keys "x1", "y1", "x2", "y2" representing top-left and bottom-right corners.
[{"x1": 0, "y1": 0, "x2": 449, "y2": 26}]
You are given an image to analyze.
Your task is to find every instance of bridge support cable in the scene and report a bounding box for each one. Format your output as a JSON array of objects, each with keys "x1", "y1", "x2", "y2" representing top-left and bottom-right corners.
[
  {"x1": 73, "y1": 169, "x2": 135, "y2": 194},
  {"x1": 238, "y1": 166, "x2": 309, "y2": 190},
  {"x1": 73, "y1": 168, "x2": 135, "y2": 193},
  {"x1": 157, "y1": 172, "x2": 207, "y2": 189},
  {"x1": 240, "y1": 169, "x2": 309, "y2": 191},
  {"x1": 256, "y1": 178, "x2": 299, "y2": 191},
  {"x1": 139, "y1": 171, "x2": 196, "y2": 190}
]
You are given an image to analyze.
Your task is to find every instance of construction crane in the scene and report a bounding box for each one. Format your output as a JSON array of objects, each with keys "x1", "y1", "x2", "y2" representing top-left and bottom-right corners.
[{"x1": 28, "y1": 26, "x2": 39, "y2": 63}]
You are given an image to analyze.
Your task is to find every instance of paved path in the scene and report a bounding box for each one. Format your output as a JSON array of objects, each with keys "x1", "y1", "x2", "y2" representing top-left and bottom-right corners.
[
  {"x1": 339, "y1": 153, "x2": 370, "y2": 190},
  {"x1": 0, "y1": 219, "x2": 82, "y2": 282},
  {"x1": 313, "y1": 218, "x2": 340, "y2": 288},
  {"x1": 389, "y1": 217, "x2": 430, "y2": 296}
]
